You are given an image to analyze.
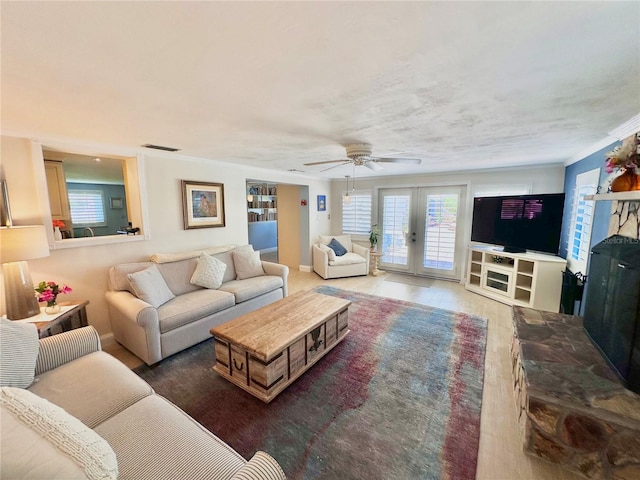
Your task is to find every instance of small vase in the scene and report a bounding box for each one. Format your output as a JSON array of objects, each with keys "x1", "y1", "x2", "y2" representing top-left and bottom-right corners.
[
  {"x1": 54, "y1": 226, "x2": 63, "y2": 241},
  {"x1": 610, "y1": 167, "x2": 640, "y2": 192},
  {"x1": 44, "y1": 302, "x2": 61, "y2": 315}
]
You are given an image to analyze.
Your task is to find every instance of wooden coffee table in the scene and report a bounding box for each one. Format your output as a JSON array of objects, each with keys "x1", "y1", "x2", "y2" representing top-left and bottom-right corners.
[{"x1": 210, "y1": 290, "x2": 351, "y2": 403}]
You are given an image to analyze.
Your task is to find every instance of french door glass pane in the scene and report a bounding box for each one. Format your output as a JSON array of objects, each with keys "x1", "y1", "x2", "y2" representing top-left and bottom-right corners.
[
  {"x1": 423, "y1": 194, "x2": 458, "y2": 271},
  {"x1": 381, "y1": 195, "x2": 410, "y2": 266}
]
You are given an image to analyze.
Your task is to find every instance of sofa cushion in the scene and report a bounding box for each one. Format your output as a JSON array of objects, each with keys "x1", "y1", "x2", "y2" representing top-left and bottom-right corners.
[
  {"x1": 158, "y1": 289, "x2": 236, "y2": 334},
  {"x1": 1, "y1": 387, "x2": 118, "y2": 480},
  {"x1": 156, "y1": 257, "x2": 201, "y2": 296},
  {"x1": 0, "y1": 318, "x2": 39, "y2": 389},
  {"x1": 108, "y1": 262, "x2": 152, "y2": 292},
  {"x1": 329, "y1": 252, "x2": 367, "y2": 266},
  {"x1": 328, "y1": 237, "x2": 348, "y2": 256},
  {"x1": 95, "y1": 395, "x2": 246, "y2": 480},
  {"x1": 190, "y1": 254, "x2": 227, "y2": 289},
  {"x1": 28, "y1": 351, "x2": 153, "y2": 429},
  {"x1": 317, "y1": 243, "x2": 336, "y2": 261},
  {"x1": 150, "y1": 245, "x2": 234, "y2": 264},
  {"x1": 212, "y1": 250, "x2": 237, "y2": 284},
  {"x1": 218, "y1": 276, "x2": 284, "y2": 303},
  {"x1": 128, "y1": 265, "x2": 175, "y2": 308},
  {"x1": 233, "y1": 245, "x2": 266, "y2": 280},
  {"x1": 319, "y1": 234, "x2": 352, "y2": 252}
]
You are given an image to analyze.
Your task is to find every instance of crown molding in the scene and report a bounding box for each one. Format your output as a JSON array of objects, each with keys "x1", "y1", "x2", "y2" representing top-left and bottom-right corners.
[{"x1": 608, "y1": 113, "x2": 640, "y2": 140}]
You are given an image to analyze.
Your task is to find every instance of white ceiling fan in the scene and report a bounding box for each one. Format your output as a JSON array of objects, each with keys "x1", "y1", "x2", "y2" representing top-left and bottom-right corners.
[{"x1": 304, "y1": 143, "x2": 421, "y2": 172}]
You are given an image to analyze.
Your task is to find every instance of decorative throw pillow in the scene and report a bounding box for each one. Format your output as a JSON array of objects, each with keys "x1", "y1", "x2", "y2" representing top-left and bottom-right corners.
[
  {"x1": 328, "y1": 237, "x2": 348, "y2": 256},
  {"x1": 318, "y1": 243, "x2": 336, "y2": 261},
  {"x1": 233, "y1": 245, "x2": 266, "y2": 280},
  {"x1": 0, "y1": 387, "x2": 119, "y2": 480},
  {"x1": 190, "y1": 254, "x2": 227, "y2": 289},
  {"x1": 127, "y1": 265, "x2": 175, "y2": 308},
  {"x1": 0, "y1": 318, "x2": 39, "y2": 388}
]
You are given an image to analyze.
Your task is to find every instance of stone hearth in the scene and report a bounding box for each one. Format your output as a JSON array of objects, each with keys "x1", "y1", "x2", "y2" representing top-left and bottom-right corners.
[{"x1": 511, "y1": 306, "x2": 640, "y2": 479}]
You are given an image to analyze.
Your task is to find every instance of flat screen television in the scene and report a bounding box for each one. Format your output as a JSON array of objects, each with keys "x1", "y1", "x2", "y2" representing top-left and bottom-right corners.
[{"x1": 471, "y1": 193, "x2": 565, "y2": 254}]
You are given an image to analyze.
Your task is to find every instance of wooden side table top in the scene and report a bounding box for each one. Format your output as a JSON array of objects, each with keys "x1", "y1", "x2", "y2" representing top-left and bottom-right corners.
[
  {"x1": 11, "y1": 301, "x2": 90, "y2": 335},
  {"x1": 210, "y1": 291, "x2": 350, "y2": 362}
]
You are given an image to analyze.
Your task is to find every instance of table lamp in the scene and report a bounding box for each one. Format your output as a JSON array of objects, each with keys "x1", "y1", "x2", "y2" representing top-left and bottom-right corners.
[{"x1": 1, "y1": 225, "x2": 50, "y2": 319}]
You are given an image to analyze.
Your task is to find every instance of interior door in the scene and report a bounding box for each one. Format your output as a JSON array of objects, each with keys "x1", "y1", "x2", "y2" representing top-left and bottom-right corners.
[{"x1": 379, "y1": 186, "x2": 466, "y2": 280}]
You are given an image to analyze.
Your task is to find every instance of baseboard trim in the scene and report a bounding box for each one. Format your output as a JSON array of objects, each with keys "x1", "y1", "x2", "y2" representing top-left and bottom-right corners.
[
  {"x1": 299, "y1": 265, "x2": 312, "y2": 273},
  {"x1": 100, "y1": 332, "x2": 116, "y2": 349}
]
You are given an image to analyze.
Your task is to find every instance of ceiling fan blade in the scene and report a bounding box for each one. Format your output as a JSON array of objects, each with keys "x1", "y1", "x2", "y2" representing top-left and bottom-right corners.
[
  {"x1": 303, "y1": 159, "x2": 349, "y2": 166},
  {"x1": 374, "y1": 157, "x2": 422, "y2": 165},
  {"x1": 320, "y1": 162, "x2": 351, "y2": 172},
  {"x1": 364, "y1": 160, "x2": 384, "y2": 171}
]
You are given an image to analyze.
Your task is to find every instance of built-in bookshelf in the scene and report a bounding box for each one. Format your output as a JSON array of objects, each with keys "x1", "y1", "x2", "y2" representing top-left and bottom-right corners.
[{"x1": 247, "y1": 183, "x2": 277, "y2": 223}]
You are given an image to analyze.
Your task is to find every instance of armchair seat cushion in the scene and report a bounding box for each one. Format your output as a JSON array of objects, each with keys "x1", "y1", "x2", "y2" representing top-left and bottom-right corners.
[
  {"x1": 28, "y1": 351, "x2": 152, "y2": 429},
  {"x1": 329, "y1": 252, "x2": 368, "y2": 266},
  {"x1": 94, "y1": 395, "x2": 247, "y2": 480},
  {"x1": 158, "y1": 289, "x2": 236, "y2": 334}
]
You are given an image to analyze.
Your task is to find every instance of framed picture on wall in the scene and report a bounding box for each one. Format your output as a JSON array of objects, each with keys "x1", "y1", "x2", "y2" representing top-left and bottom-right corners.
[
  {"x1": 317, "y1": 195, "x2": 326, "y2": 211},
  {"x1": 181, "y1": 180, "x2": 226, "y2": 229},
  {"x1": 110, "y1": 197, "x2": 124, "y2": 209}
]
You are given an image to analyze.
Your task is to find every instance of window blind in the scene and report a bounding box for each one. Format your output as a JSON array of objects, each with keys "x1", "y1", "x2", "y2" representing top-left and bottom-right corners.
[
  {"x1": 342, "y1": 191, "x2": 372, "y2": 235},
  {"x1": 68, "y1": 190, "x2": 106, "y2": 226}
]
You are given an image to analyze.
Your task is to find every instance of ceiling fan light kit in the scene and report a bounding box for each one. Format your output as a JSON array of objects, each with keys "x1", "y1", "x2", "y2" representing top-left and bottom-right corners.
[{"x1": 303, "y1": 143, "x2": 422, "y2": 172}]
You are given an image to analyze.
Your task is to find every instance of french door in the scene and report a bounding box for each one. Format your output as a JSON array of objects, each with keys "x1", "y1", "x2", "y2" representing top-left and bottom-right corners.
[{"x1": 378, "y1": 186, "x2": 466, "y2": 280}]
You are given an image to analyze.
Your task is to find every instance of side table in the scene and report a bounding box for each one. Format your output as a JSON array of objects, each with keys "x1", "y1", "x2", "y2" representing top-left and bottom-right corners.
[
  {"x1": 13, "y1": 301, "x2": 90, "y2": 338},
  {"x1": 370, "y1": 252, "x2": 385, "y2": 276}
]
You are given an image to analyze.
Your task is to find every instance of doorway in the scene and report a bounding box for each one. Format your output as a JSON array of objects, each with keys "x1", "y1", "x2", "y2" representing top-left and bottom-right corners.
[{"x1": 378, "y1": 185, "x2": 467, "y2": 280}]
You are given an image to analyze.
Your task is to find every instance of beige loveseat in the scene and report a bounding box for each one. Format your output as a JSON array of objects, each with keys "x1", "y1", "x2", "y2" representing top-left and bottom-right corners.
[
  {"x1": 0, "y1": 323, "x2": 286, "y2": 479},
  {"x1": 105, "y1": 245, "x2": 288, "y2": 365},
  {"x1": 312, "y1": 235, "x2": 370, "y2": 279}
]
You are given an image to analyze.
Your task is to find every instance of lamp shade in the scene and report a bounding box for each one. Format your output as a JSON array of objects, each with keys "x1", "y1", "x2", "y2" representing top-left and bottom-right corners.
[{"x1": 0, "y1": 226, "x2": 50, "y2": 263}]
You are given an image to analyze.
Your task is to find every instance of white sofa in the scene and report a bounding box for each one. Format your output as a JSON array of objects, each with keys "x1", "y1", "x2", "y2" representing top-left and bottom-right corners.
[
  {"x1": 105, "y1": 245, "x2": 288, "y2": 365},
  {"x1": 312, "y1": 235, "x2": 370, "y2": 279},
  {"x1": 0, "y1": 323, "x2": 286, "y2": 480}
]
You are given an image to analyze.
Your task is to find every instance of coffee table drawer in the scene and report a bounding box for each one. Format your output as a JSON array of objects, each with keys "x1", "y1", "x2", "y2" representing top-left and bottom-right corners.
[
  {"x1": 231, "y1": 345, "x2": 249, "y2": 385},
  {"x1": 249, "y1": 352, "x2": 287, "y2": 395},
  {"x1": 289, "y1": 337, "x2": 306, "y2": 378},
  {"x1": 307, "y1": 323, "x2": 325, "y2": 363},
  {"x1": 338, "y1": 308, "x2": 348, "y2": 335}
]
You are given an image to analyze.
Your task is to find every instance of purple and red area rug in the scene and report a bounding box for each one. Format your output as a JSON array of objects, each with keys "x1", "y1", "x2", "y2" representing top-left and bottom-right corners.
[{"x1": 134, "y1": 286, "x2": 487, "y2": 480}]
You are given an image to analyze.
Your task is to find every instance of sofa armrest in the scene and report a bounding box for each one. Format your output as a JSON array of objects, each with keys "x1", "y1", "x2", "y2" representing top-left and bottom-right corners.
[
  {"x1": 230, "y1": 451, "x2": 286, "y2": 480},
  {"x1": 105, "y1": 290, "x2": 162, "y2": 365},
  {"x1": 261, "y1": 261, "x2": 289, "y2": 297},
  {"x1": 312, "y1": 244, "x2": 330, "y2": 279},
  {"x1": 352, "y1": 243, "x2": 371, "y2": 270},
  {"x1": 105, "y1": 290, "x2": 159, "y2": 329},
  {"x1": 34, "y1": 326, "x2": 101, "y2": 376}
]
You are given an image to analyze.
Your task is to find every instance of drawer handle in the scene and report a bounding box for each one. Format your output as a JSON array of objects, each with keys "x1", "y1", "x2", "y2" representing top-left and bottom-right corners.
[
  {"x1": 233, "y1": 358, "x2": 244, "y2": 371},
  {"x1": 309, "y1": 326, "x2": 323, "y2": 352}
]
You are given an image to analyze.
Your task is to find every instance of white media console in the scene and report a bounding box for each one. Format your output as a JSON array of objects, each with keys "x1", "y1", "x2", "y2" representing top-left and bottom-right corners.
[{"x1": 465, "y1": 245, "x2": 567, "y2": 312}]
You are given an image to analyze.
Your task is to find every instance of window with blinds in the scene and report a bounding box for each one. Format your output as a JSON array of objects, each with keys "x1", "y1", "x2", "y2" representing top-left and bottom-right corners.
[
  {"x1": 342, "y1": 191, "x2": 372, "y2": 235},
  {"x1": 423, "y1": 193, "x2": 458, "y2": 271},
  {"x1": 68, "y1": 190, "x2": 107, "y2": 226},
  {"x1": 567, "y1": 169, "x2": 599, "y2": 275}
]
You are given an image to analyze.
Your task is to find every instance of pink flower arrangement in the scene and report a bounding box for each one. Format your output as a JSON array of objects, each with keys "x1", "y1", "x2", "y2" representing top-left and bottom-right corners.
[{"x1": 35, "y1": 281, "x2": 72, "y2": 306}]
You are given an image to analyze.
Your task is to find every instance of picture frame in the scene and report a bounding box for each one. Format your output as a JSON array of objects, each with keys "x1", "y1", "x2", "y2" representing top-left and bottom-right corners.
[
  {"x1": 317, "y1": 195, "x2": 326, "y2": 212},
  {"x1": 182, "y1": 180, "x2": 226, "y2": 229},
  {"x1": 109, "y1": 197, "x2": 124, "y2": 209}
]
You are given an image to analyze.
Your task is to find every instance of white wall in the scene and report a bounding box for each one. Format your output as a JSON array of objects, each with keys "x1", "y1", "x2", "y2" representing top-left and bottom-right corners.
[
  {"x1": 329, "y1": 164, "x2": 566, "y2": 247},
  {"x1": 1, "y1": 135, "x2": 331, "y2": 337}
]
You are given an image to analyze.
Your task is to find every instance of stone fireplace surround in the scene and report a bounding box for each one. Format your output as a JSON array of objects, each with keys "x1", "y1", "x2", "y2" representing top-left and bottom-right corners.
[{"x1": 511, "y1": 306, "x2": 640, "y2": 479}]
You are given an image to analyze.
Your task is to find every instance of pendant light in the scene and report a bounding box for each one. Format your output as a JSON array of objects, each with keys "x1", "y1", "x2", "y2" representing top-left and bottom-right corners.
[{"x1": 343, "y1": 175, "x2": 351, "y2": 204}]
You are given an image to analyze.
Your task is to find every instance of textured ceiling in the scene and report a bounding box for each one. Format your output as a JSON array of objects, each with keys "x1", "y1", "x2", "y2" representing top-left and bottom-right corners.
[{"x1": 2, "y1": 2, "x2": 639, "y2": 179}]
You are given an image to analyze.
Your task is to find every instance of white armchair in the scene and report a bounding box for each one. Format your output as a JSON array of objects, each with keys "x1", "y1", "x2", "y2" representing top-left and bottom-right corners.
[{"x1": 312, "y1": 235, "x2": 370, "y2": 279}]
